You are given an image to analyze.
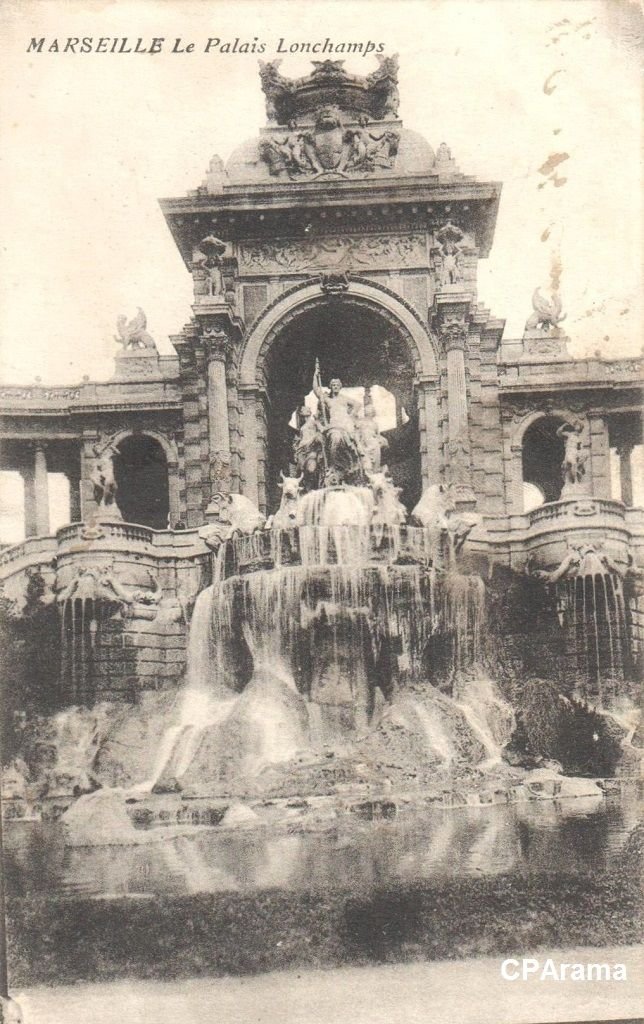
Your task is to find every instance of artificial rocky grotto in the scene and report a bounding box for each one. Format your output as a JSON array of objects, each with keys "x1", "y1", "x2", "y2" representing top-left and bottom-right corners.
[{"x1": 0, "y1": 56, "x2": 642, "y2": 834}]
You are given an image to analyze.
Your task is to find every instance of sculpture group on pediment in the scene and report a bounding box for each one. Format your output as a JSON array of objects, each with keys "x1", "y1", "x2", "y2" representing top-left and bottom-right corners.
[
  {"x1": 344, "y1": 116, "x2": 399, "y2": 171},
  {"x1": 258, "y1": 59, "x2": 293, "y2": 122},
  {"x1": 260, "y1": 107, "x2": 400, "y2": 179},
  {"x1": 258, "y1": 55, "x2": 400, "y2": 125},
  {"x1": 114, "y1": 308, "x2": 156, "y2": 351}
]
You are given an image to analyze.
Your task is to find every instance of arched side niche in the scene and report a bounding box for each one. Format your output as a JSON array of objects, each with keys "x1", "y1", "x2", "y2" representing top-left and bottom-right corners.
[
  {"x1": 111, "y1": 430, "x2": 179, "y2": 529},
  {"x1": 237, "y1": 278, "x2": 440, "y2": 512},
  {"x1": 509, "y1": 410, "x2": 589, "y2": 512}
]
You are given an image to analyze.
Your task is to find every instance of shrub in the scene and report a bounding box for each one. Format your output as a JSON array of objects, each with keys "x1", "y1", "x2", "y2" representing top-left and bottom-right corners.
[{"x1": 514, "y1": 677, "x2": 623, "y2": 777}]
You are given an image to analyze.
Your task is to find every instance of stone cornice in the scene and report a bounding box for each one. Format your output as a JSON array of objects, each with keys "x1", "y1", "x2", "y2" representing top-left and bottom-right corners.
[
  {"x1": 160, "y1": 179, "x2": 501, "y2": 266},
  {"x1": 497, "y1": 355, "x2": 643, "y2": 393},
  {"x1": 0, "y1": 379, "x2": 182, "y2": 421}
]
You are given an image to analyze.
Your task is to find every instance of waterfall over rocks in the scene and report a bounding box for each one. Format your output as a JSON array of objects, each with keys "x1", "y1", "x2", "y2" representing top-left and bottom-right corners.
[{"x1": 144, "y1": 483, "x2": 514, "y2": 797}]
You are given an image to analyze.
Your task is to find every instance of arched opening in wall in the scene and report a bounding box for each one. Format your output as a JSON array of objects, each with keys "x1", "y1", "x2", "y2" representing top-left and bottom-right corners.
[
  {"x1": 114, "y1": 435, "x2": 169, "y2": 529},
  {"x1": 522, "y1": 417, "x2": 566, "y2": 505},
  {"x1": 263, "y1": 301, "x2": 421, "y2": 513}
]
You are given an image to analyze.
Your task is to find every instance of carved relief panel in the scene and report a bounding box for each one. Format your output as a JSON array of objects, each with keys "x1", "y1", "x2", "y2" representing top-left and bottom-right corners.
[{"x1": 237, "y1": 233, "x2": 429, "y2": 276}]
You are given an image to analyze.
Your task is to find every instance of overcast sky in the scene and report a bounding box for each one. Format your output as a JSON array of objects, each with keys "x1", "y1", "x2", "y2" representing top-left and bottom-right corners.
[{"x1": 0, "y1": 0, "x2": 641, "y2": 389}]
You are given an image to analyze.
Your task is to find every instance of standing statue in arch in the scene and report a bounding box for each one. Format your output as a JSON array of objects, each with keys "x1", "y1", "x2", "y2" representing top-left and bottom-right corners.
[
  {"x1": 557, "y1": 420, "x2": 587, "y2": 489},
  {"x1": 358, "y1": 386, "x2": 388, "y2": 473},
  {"x1": 90, "y1": 438, "x2": 121, "y2": 518}
]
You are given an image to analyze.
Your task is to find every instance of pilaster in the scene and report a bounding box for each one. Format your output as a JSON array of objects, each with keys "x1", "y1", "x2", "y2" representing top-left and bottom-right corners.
[{"x1": 431, "y1": 290, "x2": 476, "y2": 508}]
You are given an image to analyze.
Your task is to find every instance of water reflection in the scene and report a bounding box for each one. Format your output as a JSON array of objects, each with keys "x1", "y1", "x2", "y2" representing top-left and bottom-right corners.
[{"x1": 4, "y1": 791, "x2": 641, "y2": 900}]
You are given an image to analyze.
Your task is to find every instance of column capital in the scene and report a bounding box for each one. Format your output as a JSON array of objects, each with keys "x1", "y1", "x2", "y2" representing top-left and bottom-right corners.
[
  {"x1": 203, "y1": 326, "x2": 234, "y2": 363},
  {"x1": 431, "y1": 290, "x2": 473, "y2": 352},
  {"x1": 439, "y1": 314, "x2": 468, "y2": 352},
  {"x1": 615, "y1": 441, "x2": 635, "y2": 459}
]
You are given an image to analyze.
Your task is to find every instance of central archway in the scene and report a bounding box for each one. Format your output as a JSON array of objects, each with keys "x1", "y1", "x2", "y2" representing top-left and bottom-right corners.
[
  {"x1": 238, "y1": 278, "x2": 438, "y2": 513},
  {"x1": 264, "y1": 301, "x2": 422, "y2": 510}
]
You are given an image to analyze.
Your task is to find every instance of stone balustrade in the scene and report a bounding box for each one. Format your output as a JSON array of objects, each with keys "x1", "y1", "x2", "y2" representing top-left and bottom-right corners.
[
  {"x1": 0, "y1": 535, "x2": 58, "y2": 573},
  {"x1": 469, "y1": 497, "x2": 643, "y2": 576},
  {"x1": 0, "y1": 522, "x2": 210, "y2": 611},
  {"x1": 527, "y1": 497, "x2": 627, "y2": 530}
]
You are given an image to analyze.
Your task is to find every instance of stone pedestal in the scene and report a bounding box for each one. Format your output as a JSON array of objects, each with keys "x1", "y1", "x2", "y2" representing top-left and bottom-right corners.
[
  {"x1": 521, "y1": 329, "x2": 570, "y2": 360},
  {"x1": 112, "y1": 349, "x2": 163, "y2": 381}
]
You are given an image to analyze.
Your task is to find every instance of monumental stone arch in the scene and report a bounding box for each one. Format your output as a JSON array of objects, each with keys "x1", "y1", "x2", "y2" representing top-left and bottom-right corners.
[
  {"x1": 239, "y1": 276, "x2": 438, "y2": 510},
  {"x1": 0, "y1": 54, "x2": 642, "y2": 707}
]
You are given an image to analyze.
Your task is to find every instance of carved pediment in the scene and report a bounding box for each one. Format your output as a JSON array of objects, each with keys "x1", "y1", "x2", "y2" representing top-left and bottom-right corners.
[{"x1": 259, "y1": 109, "x2": 400, "y2": 180}]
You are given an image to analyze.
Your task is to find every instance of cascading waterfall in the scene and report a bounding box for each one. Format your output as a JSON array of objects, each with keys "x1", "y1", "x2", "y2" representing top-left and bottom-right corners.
[
  {"x1": 559, "y1": 556, "x2": 628, "y2": 701},
  {"x1": 145, "y1": 587, "x2": 235, "y2": 791},
  {"x1": 455, "y1": 676, "x2": 515, "y2": 763},
  {"x1": 140, "y1": 484, "x2": 515, "y2": 795},
  {"x1": 60, "y1": 596, "x2": 100, "y2": 706}
]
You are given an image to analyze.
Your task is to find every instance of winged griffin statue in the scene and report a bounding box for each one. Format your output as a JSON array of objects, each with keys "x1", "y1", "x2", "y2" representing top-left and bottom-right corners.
[
  {"x1": 114, "y1": 308, "x2": 157, "y2": 350},
  {"x1": 525, "y1": 288, "x2": 566, "y2": 333}
]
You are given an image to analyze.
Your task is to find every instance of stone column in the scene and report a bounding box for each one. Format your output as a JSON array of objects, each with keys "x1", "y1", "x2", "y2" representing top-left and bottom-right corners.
[
  {"x1": 445, "y1": 333, "x2": 469, "y2": 442},
  {"x1": 586, "y1": 413, "x2": 609, "y2": 499},
  {"x1": 21, "y1": 464, "x2": 37, "y2": 538},
  {"x1": 34, "y1": 444, "x2": 50, "y2": 535},
  {"x1": 204, "y1": 328, "x2": 233, "y2": 508},
  {"x1": 440, "y1": 314, "x2": 475, "y2": 507},
  {"x1": 617, "y1": 444, "x2": 634, "y2": 507},
  {"x1": 239, "y1": 385, "x2": 261, "y2": 507},
  {"x1": 415, "y1": 377, "x2": 441, "y2": 490},
  {"x1": 68, "y1": 474, "x2": 82, "y2": 522}
]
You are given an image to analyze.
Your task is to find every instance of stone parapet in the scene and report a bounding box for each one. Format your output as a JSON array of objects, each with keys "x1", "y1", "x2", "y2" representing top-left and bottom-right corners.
[
  {"x1": 0, "y1": 523, "x2": 210, "y2": 612},
  {"x1": 468, "y1": 498, "x2": 642, "y2": 576}
]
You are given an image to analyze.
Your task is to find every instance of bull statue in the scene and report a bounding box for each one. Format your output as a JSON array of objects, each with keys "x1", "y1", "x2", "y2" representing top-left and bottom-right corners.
[
  {"x1": 411, "y1": 483, "x2": 455, "y2": 531},
  {"x1": 221, "y1": 493, "x2": 265, "y2": 538},
  {"x1": 266, "y1": 472, "x2": 303, "y2": 529},
  {"x1": 199, "y1": 492, "x2": 266, "y2": 550},
  {"x1": 368, "y1": 468, "x2": 407, "y2": 537},
  {"x1": 412, "y1": 482, "x2": 480, "y2": 557}
]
